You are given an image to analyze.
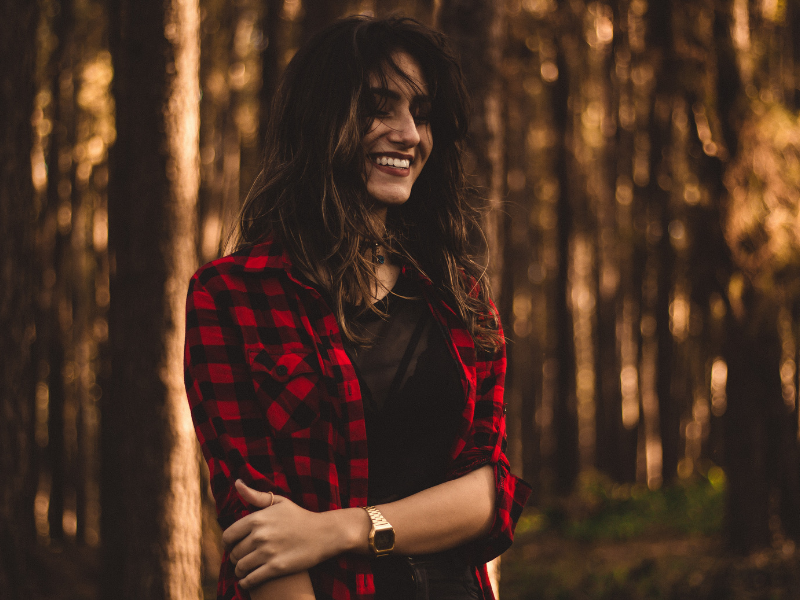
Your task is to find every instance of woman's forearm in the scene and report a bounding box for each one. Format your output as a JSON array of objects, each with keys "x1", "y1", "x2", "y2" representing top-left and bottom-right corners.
[
  {"x1": 248, "y1": 570, "x2": 316, "y2": 600},
  {"x1": 336, "y1": 464, "x2": 495, "y2": 556}
]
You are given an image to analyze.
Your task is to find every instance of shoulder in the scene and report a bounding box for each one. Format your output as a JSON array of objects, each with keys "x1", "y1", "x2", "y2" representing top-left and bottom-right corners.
[{"x1": 188, "y1": 238, "x2": 292, "y2": 297}]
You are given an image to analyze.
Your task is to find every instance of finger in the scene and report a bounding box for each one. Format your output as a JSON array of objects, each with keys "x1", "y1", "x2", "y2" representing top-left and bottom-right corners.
[
  {"x1": 234, "y1": 547, "x2": 266, "y2": 579},
  {"x1": 238, "y1": 562, "x2": 279, "y2": 591},
  {"x1": 228, "y1": 533, "x2": 257, "y2": 566},
  {"x1": 235, "y1": 479, "x2": 277, "y2": 509},
  {"x1": 222, "y1": 513, "x2": 255, "y2": 548}
]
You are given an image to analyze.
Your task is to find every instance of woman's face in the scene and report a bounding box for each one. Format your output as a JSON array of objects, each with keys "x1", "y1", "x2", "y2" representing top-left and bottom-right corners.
[{"x1": 362, "y1": 52, "x2": 433, "y2": 212}]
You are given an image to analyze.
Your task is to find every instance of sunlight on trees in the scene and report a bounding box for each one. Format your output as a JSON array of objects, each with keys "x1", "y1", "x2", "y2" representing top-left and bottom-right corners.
[{"x1": 7, "y1": 0, "x2": 800, "y2": 597}]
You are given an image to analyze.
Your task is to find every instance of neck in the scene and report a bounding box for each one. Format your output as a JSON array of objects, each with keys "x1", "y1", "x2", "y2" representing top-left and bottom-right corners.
[{"x1": 369, "y1": 199, "x2": 388, "y2": 227}]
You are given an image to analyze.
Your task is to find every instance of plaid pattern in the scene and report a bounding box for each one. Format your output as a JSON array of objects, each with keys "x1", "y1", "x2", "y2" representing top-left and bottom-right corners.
[{"x1": 184, "y1": 239, "x2": 531, "y2": 600}]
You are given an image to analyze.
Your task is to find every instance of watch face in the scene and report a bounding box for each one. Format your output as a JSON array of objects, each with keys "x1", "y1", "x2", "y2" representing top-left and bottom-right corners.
[{"x1": 374, "y1": 529, "x2": 395, "y2": 550}]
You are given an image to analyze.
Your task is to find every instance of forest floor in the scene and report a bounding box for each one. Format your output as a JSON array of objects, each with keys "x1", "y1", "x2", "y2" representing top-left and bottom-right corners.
[
  {"x1": 22, "y1": 470, "x2": 800, "y2": 600},
  {"x1": 500, "y1": 470, "x2": 800, "y2": 600}
]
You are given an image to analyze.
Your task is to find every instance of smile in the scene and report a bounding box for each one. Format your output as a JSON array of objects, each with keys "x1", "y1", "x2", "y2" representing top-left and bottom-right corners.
[{"x1": 371, "y1": 154, "x2": 411, "y2": 170}]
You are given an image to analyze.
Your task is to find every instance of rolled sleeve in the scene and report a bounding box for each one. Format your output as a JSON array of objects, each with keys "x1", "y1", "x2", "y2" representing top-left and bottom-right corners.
[{"x1": 450, "y1": 317, "x2": 532, "y2": 564}]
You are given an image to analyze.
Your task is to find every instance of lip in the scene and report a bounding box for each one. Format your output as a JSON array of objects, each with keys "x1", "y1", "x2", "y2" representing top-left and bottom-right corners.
[
  {"x1": 371, "y1": 162, "x2": 411, "y2": 177},
  {"x1": 369, "y1": 152, "x2": 413, "y2": 177}
]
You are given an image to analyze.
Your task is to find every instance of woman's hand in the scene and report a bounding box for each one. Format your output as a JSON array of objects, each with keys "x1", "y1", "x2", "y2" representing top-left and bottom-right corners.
[{"x1": 223, "y1": 480, "x2": 349, "y2": 590}]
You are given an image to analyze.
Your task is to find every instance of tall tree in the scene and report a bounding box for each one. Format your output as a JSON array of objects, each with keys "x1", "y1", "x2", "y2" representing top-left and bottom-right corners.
[
  {"x1": 0, "y1": 0, "x2": 39, "y2": 597},
  {"x1": 375, "y1": 0, "x2": 436, "y2": 24},
  {"x1": 713, "y1": 0, "x2": 800, "y2": 554},
  {"x1": 43, "y1": 0, "x2": 77, "y2": 543},
  {"x1": 438, "y1": 0, "x2": 506, "y2": 296},
  {"x1": 437, "y1": 2, "x2": 507, "y2": 594},
  {"x1": 104, "y1": 0, "x2": 201, "y2": 597},
  {"x1": 551, "y1": 10, "x2": 579, "y2": 494}
]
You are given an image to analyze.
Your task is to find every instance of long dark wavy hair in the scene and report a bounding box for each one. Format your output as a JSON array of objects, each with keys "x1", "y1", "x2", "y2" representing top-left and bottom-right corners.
[{"x1": 233, "y1": 15, "x2": 501, "y2": 350}]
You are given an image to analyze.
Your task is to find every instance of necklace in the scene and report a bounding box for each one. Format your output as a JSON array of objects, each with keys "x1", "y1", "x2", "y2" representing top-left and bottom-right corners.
[{"x1": 373, "y1": 242, "x2": 385, "y2": 265}]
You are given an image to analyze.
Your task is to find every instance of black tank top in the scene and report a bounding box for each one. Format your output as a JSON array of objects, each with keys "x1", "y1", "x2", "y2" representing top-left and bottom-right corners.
[{"x1": 345, "y1": 273, "x2": 465, "y2": 504}]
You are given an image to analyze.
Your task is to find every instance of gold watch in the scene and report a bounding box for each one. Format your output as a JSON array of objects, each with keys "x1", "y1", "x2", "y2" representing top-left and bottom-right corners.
[{"x1": 363, "y1": 506, "x2": 395, "y2": 557}]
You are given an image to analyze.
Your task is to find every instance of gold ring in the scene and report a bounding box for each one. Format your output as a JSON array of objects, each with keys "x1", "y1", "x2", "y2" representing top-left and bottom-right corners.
[{"x1": 267, "y1": 492, "x2": 274, "y2": 508}]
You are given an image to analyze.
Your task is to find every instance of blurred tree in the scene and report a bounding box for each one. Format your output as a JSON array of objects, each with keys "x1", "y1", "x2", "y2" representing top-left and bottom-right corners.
[
  {"x1": 104, "y1": 0, "x2": 202, "y2": 597},
  {"x1": 375, "y1": 0, "x2": 435, "y2": 23},
  {"x1": 299, "y1": 0, "x2": 348, "y2": 46},
  {"x1": 43, "y1": 0, "x2": 76, "y2": 544},
  {"x1": 0, "y1": 0, "x2": 39, "y2": 598},
  {"x1": 551, "y1": 6, "x2": 580, "y2": 495},
  {"x1": 438, "y1": 0, "x2": 507, "y2": 296},
  {"x1": 714, "y1": 0, "x2": 800, "y2": 554}
]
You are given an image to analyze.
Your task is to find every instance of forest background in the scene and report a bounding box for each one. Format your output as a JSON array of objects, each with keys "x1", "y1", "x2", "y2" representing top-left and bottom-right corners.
[{"x1": 2, "y1": 0, "x2": 800, "y2": 598}]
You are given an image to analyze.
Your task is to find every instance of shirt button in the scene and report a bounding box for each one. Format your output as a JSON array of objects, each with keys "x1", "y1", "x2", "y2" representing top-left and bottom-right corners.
[{"x1": 276, "y1": 365, "x2": 288, "y2": 376}]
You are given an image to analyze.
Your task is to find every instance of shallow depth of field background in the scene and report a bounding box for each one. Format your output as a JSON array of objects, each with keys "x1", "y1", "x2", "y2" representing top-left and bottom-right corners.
[{"x1": 2, "y1": 0, "x2": 800, "y2": 599}]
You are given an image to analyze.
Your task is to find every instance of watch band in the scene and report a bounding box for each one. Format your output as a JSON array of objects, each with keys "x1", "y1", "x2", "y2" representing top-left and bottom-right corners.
[
  {"x1": 365, "y1": 506, "x2": 391, "y2": 528},
  {"x1": 363, "y1": 506, "x2": 395, "y2": 557}
]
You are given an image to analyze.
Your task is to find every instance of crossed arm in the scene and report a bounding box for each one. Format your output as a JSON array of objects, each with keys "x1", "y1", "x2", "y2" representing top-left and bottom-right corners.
[{"x1": 225, "y1": 464, "x2": 496, "y2": 599}]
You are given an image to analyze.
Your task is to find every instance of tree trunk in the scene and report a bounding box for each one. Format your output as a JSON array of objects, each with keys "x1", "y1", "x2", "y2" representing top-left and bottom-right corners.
[
  {"x1": 0, "y1": 0, "x2": 39, "y2": 597},
  {"x1": 375, "y1": 0, "x2": 436, "y2": 24},
  {"x1": 437, "y1": 0, "x2": 506, "y2": 297},
  {"x1": 259, "y1": 0, "x2": 286, "y2": 147},
  {"x1": 105, "y1": 0, "x2": 201, "y2": 597},
  {"x1": 44, "y1": 0, "x2": 77, "y2": 542},
  {"x1": 552, "y1": 37, "x2": 579, "y2": 495},
  {"x1": 723, "y1": 292, "x2": 781, "y2": 553},
  {"x1": 298, "y1": 0, "x2": 347, "y2": 47}
]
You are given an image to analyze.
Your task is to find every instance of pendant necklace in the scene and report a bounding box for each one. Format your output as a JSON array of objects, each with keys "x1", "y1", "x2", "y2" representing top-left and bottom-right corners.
[{"x1": 373, "y1": 242, "x2": 386, "y2": 265}]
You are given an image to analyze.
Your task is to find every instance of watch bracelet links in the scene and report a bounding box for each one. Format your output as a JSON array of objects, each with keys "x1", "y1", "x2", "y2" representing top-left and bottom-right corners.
[{"x1": 364, "y1": 505, "x2": 391, "y2": 528}]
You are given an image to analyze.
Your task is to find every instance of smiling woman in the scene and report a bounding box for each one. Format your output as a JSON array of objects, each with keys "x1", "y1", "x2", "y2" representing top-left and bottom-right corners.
[
  {"x1": 362, "y1": 53, "x2": 433, "y2": 210},
  {"x1": 184, "y1": 15, "x2": 530, "y2": 600}
]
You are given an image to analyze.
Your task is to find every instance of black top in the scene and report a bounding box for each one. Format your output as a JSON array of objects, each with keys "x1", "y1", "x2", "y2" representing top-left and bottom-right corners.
[{"x1": 344, "y1": 273, "x2": 465, "y2": 504}]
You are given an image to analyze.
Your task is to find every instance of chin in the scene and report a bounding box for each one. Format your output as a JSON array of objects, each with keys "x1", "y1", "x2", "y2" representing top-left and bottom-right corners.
[{"x1": 368, "y1": 189, "x2": 412, "y2": 207}]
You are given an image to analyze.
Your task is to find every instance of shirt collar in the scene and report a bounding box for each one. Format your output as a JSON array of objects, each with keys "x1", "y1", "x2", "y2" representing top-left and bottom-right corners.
[{"x1": 236, "y1": 237, "x2": 293, "y2": 272}]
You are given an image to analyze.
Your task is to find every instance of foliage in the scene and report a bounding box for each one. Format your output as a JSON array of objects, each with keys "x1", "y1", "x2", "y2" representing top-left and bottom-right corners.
[
  {"x1": 724, "y1": 102, "x2": 800, "y2": 299},
  {"x1": 502, "y1": 470, "x2": 800, "y2": 600},
  {"x1": 515, "y1": 468, "x2": 726, "y2": 543}
]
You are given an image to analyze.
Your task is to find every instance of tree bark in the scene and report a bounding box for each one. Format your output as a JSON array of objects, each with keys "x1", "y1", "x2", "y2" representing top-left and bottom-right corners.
[
  {"x1": 723, "y1": 292, "x2": 781, "y2": 553},
  {"x1": 438, "y1": 0, "x2": 506, "y2": 297},
  {"x1": 44, "y1": 0, "x2": 77, "y2": 543},
  {"x1": 552, "y1": 34, "x2": 579, "y2": 495},
  {"x1": 0, "y1": 0, "x2": 39, "y2": 597},
  {"x1": 376, "y1": 0, "x2": 436, "y2": 24},
  {"x1": 298, "y1": 0, "x2": 347, "y2": 47},
  {"x1": 259, "y1": 0, "x2": 285, "y2": 146},
  {"x1": 105, "y1": 0, "x2": 201, "y2": 597}
]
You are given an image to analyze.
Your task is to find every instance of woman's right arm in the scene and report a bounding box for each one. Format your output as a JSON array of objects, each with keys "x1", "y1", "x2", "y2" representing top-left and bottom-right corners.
[
  {"x1": 185, "y1": 272, "x2": 316, "y2": 599},
  {"x1": 249, "y1": 572, "x2": 316, "y2": 600}
]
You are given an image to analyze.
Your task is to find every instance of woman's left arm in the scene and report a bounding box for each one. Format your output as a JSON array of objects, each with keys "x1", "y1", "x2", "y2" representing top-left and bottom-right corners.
[
  {"x1": 225, "y1": 303, "x2": 531, "y2": 590},
  {"x1": 224, "y1": 464, "x2": 495, "y2": 590}
]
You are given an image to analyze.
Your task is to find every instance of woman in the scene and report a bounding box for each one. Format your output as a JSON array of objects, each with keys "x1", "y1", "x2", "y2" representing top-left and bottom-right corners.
[{"x1": 184, "y1": 15, "x2": 530, "y2": 600}]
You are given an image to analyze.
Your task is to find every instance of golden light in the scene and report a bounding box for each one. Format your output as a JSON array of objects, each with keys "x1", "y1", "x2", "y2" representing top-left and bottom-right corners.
[
  {"x1": 620, "y1": 365, "x2": 640, "y2": 429},
  {"x1": 93, "y1": 208, "x2": 108, "y2": 252},
  {"x1": 540, "y1": 61, "x2": 558, "y2": 82},
  {"x1": 710, "y1": 358, "x2": 728, "y2": 417},
  {"x1": 669, "y1": 291, "x2": 689, "y2": 341}
]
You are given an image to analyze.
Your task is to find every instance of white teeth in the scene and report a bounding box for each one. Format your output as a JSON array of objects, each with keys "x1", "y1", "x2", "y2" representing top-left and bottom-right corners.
[{"x1": 374, "y1": 156, "x2": 410, "y2": 169}]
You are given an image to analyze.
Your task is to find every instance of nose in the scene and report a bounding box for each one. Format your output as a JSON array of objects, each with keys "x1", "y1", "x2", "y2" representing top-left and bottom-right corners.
[{"x1": 387, "y1": 108, "x2": 421, "y2": 148}]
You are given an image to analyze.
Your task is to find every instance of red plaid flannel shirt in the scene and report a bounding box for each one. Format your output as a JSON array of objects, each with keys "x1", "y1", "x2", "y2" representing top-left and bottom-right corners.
[{"x1": 184, "y1": 238, "x2": 531, "y2": 600}]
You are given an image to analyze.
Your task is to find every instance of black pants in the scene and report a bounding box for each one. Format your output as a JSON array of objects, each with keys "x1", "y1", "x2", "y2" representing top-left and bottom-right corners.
[{"x1": 372, "y1": 552, "x2": 481, "y2": 600}]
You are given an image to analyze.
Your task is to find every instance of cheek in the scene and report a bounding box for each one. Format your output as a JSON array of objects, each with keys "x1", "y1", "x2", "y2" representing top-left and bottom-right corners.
[{"x1": 421, "y1": 131, "x2": 433, "y2": 161}]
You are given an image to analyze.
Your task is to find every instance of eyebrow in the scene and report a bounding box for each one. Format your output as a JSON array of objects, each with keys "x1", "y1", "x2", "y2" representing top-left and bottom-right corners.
[{"x1": 370, "y1": 87, "x2": 431, "y2": 103}]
